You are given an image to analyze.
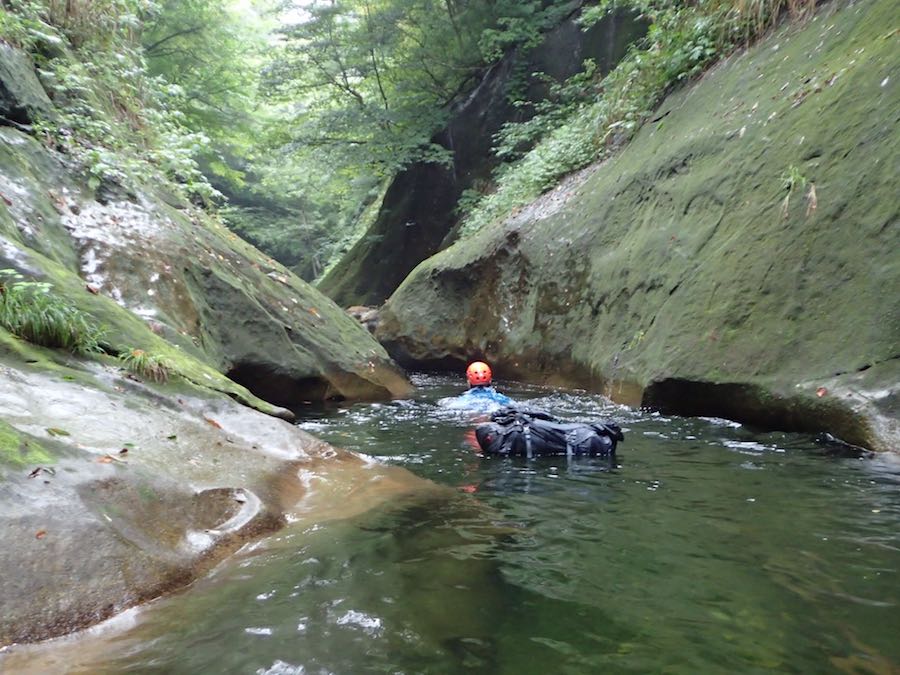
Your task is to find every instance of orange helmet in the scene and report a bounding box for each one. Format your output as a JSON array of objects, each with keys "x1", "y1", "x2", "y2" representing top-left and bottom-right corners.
[{"x1": 466, "y1": 361, "x2": 492, "y2": 386}]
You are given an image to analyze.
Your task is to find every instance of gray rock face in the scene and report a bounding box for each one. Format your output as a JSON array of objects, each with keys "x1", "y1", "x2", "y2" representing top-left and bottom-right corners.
[
  {"x1": 318, "y1": 8, "x2": 645, "y2": 307},
  {"x1": 0, "y1": 359, "x2": 305, "y2": 645},
  {"x1": 377, "y1": 0, "x2": 900, "y2": 451},
  {"x1": 0, "y1": 356, "x2": 435, "y2": 646},
  {"x1": 0, "y1": 44, "x2": 55, "y2": 127}
]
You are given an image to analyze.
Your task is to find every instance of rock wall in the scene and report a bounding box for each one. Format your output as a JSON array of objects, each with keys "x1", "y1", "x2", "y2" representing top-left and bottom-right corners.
[
  {"x1": 378, "y1": 0, "x2": 900, "y2": 451},
  {"x1": 0, "y1": 123, "x2": 410, "y2": 407},
  {"x1": 318, "y1": 7, "x2": 645, "y2": 307},
  {"x1": 0, "y1": 42, "x2": 425, "y2": 645}
]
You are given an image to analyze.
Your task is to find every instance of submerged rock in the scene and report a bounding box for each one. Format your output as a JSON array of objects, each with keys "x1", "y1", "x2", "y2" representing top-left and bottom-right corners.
[{"x1": 378, "y1": 0, "x2": 900, "y2": 451}]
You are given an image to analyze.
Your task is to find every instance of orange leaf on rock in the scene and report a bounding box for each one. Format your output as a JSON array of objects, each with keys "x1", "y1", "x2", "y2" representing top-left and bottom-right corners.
[
  {"x1": 816, "y1": 387, "x2": 827, "y2": 397},
  {"x1": 35, "y1": 530, "x2": 47, "y2": 539},
  {"x1": 204, "y1": 417, "x2": 223, "y2": 429}
]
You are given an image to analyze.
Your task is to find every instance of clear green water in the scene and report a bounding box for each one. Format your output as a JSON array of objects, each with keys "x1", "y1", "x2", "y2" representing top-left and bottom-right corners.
[{"x1": 7, "y1": 375, "x2": 900, "y2": 674}]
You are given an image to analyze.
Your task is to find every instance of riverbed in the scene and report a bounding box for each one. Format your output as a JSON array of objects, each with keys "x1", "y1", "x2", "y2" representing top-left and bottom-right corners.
[{"x1": 3, "y1": 374, "x2": 898, "y2": 673}]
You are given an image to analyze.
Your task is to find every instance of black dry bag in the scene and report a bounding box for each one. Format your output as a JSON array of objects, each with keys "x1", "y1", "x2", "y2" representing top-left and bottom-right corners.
[{"x1": 474, "y1": 406, "x2": 623, "y2": 458}]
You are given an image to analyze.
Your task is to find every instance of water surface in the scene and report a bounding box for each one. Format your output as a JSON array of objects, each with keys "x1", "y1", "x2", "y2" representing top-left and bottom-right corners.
[{"x1": 4, "y1": 374, "x2": 899, "y2": 674}]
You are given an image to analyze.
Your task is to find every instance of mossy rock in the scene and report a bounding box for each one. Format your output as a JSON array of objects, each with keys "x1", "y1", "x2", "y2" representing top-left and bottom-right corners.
[
  {"x1": 0, "y1": 126, "x2": 410, "y2": 410},
  {"x1": 318, "y1": 8, "x2": 646, "y2": 307},
  {"x1": 0, "y1": 43, "x2": 55, "y2": 126},
  {"x1": 379, "y1": 0, "x2": 900, "y2": 451},
  {"x1": 0, "y1": 420, "x2": 54, "y2": 470}
]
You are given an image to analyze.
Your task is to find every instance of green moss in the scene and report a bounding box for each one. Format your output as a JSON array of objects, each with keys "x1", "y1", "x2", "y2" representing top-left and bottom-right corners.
[
  {"x1": 0, "y1": 421, "x2": 54, "y2": 468},
  {"x1": 380, "y1": 0, "x2": 899, "y2": 448}
]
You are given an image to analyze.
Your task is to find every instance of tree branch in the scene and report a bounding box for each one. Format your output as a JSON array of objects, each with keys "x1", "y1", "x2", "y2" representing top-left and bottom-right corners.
[{"x1": 144, "y1": 25, "x2": 205, "y2": 55}]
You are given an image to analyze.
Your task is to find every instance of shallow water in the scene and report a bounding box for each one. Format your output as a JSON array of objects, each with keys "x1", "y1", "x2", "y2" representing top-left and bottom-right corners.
[{"x1": 4, "y1": 374, "x2": 899, "y2": 674}]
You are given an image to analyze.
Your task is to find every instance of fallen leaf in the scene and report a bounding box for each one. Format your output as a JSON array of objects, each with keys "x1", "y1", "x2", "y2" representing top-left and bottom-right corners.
[
  {"x1": 166, "y1": 434, "x2": 177, "y2": 440},
  {"x1": 86, "y1": 283, "x2": 100, "y2": 295},
  {"x1": 97, "y1": 455, "x2": 115, "y2": 463},
  {"x1": 35, "y1": 530, "x2": 47, "y2": 539},
  {"x1": 46, "y1": 428, "x2": 70, "y2": 437},
  {"x1": 816, "y1": 387, "x2": 828, "y2": 397},
  {"x1": 119, "y1": 448, "x2": 129, "y2": 455},
  {"x1": 204, "y1": 417, "x2": 222, "y2": 429}
]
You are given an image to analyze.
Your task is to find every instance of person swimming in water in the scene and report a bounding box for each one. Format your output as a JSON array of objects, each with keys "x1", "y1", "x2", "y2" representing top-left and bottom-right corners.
[
  {"x1": 459, "y1": 361, "x2": 512, "y2": 406},
  {"x1": 436, "y1": 361, "x2": 513, "y2": 411}
]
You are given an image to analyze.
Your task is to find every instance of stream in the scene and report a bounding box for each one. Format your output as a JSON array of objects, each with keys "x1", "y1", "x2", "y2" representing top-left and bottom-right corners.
[{"x1": 3, "y1": 374, "x2": 899, "y2": 674}]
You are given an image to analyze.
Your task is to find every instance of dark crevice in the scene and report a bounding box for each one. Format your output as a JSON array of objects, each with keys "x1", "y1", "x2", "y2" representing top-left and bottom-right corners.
[
  {"x1": 642, "y1": 378, "x2": 870, "y2": 449},
  {"x1": 0, "y1": 113, "x2": 32, "y2": 131},
  {"x1": 227, "y1": 362, "x2": 339, "y2": 410},
  {"x1": 389, "y1": 352, "x2": 468, "y2": 374},
  {"x1": 816, "y1": 354, "x2": 898, "y2": 379}
]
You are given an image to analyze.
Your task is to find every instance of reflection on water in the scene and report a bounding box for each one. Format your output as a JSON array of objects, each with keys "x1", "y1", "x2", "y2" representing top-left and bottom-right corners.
[{"x1": 2, "y1": 374, "x2": 899, "y2": 674}]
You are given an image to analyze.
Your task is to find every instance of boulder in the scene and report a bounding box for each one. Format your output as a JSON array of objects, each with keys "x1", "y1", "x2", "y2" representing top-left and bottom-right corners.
[
  {"x1": 0, "y1": 127, "x2": 411, "y2": 409},
  {"x1": 0, "y1": 345, "x2": 434, "y2": 646},
  {"x1": 377, "y1": 0, "x2": 900, "y2": 451},
  {"x1": 346, "y1": 305, "x2": 379, "y2": 333},
  {"x1": 317, "y1": 8, "x2": 645, "y2": 307},
  {"x1": 0, "y1": 43, "x2": 55, "y2": 127}
]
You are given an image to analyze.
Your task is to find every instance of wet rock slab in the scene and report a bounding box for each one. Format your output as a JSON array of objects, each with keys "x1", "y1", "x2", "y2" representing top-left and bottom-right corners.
[{"x1": 0, "y1": 357, "x2": 429, "y2": 647}]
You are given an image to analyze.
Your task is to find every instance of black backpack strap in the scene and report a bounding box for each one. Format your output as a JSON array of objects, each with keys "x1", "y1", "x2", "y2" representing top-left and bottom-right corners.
[
  {"x1": 524, "y1": 423, "x2": 533, "y2": 459},
  {"x1": 565, "y1": 430, "x2": 576, "y2": 458}
]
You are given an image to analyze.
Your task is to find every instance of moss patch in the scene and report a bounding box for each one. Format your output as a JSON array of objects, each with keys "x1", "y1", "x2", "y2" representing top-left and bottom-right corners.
[{"x1": 0, "y1": 420, "x2": 54, "y2": 469}]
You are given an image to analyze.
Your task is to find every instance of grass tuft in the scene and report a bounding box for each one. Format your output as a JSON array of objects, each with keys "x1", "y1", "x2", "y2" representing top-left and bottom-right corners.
[
  {"x1": 0, "y1": 270, "x2": 106, "y2": 354},
  {"x1": 118, "y1": 347, "x2": 172, "y2": 383}
]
